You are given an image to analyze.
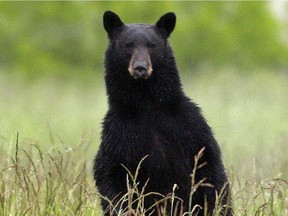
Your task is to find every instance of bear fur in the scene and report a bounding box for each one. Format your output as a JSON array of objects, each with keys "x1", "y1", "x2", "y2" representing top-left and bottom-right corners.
[{"x1": 94, "y1": 11, "x2": 232, "y2": 216}]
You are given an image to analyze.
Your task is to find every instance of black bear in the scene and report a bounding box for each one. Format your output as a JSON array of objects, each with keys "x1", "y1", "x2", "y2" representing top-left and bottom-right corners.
[{"x1": 94, "y1": 11, "x2": 232, "y2": 216}]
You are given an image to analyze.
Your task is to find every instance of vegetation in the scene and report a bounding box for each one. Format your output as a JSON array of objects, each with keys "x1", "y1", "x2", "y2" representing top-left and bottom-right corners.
[{"x1": 1, "y1": 1, "x2": 288, "y2": 215}]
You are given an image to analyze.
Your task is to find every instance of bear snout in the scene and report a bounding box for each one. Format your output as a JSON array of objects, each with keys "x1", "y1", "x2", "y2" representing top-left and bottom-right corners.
[{"x1": 128, "y1": 48, "x2": 153, "y2": 79}]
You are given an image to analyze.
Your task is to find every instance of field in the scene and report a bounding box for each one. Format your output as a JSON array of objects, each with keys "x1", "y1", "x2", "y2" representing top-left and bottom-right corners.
[{"x1": 0, "y1": 69, "x2": 287, "y2": 215}]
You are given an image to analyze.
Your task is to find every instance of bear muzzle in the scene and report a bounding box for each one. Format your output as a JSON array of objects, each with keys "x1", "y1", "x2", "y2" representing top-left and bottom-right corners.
[{"x1": 128, "y1": 48, "x2": 153, "y2": 79}]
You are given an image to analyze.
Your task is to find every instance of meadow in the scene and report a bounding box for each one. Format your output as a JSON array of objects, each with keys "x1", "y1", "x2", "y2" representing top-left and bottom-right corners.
[{"x1": 0, "y1": 69, "x2": 287, "y2": 215}]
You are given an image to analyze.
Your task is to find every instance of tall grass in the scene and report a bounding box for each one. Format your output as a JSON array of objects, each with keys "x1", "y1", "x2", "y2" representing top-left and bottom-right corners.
[
  {"x1": 0, "y1": 131, "x2": 102, "y2": 215},
  {"x1": 0, "y1": 132, "x2": 287, "y2": 215},
  {"x1": 1, "y1": 69, "x2": 288, "y2": 215}
]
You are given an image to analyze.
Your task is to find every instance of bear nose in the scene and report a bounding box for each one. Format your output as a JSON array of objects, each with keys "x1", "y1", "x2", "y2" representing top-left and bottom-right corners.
[{"x1": 134, "y1": 65, "x2": 148, "y2": 78}]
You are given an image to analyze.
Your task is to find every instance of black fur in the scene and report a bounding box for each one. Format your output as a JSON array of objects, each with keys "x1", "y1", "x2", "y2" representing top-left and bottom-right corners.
[{"x1": 94, "y1": 11, "x2": 232, "y2": 216}]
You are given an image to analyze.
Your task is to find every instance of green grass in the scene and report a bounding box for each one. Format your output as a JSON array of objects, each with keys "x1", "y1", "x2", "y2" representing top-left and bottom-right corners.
[{"x1": 0, "y1": 69, "x2": 288, "y2": 215}]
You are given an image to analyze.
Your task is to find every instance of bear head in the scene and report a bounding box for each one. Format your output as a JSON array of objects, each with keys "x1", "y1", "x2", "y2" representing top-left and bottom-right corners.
[{"x1": 103, "y1": 11, "x2": 176, "y2": 80}]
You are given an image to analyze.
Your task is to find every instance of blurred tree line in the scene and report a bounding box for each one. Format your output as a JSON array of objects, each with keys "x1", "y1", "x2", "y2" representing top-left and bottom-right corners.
[{"x1": 0, "y1": 1, "x2": 287, "y2": 79}]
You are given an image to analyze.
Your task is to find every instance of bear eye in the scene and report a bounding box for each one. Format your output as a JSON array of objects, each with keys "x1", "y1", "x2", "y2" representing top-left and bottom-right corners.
[
  {"x1": 147, "y1": 43, "x2": 156, "y2": 49},
  {"x1": 125, "y1": 42, "x2": 134, "y2": 48}
]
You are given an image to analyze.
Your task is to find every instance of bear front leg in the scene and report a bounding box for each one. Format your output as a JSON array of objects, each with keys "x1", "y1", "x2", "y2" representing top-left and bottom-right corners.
[{"x1": 95, "y1": 168, "x2": 127, "y2": 216}]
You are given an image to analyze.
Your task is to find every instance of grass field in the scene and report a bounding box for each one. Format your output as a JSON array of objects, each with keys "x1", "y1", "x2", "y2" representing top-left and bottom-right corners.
[{"x1": 0, "y1": 69, "x2": 287, "y2": 215}]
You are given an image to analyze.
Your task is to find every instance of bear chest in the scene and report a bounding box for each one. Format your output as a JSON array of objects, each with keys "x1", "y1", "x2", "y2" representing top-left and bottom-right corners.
[{"x1": 116, "y1": 116, "x2": 190, "y2": 174}]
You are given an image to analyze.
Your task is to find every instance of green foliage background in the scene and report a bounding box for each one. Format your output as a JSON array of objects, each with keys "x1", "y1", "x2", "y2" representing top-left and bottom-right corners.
[{"x1": 1, "y1": 1, "x2": 288, "y2": 80}]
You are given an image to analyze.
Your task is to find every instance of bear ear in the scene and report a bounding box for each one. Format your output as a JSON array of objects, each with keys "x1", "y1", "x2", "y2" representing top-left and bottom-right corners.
[
  {"x1": 155, "y1": 12, "x2": 176, "y2": 38},
  {"x1": 103, "y1": 11, "x2": 124, "y2": 38}
]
